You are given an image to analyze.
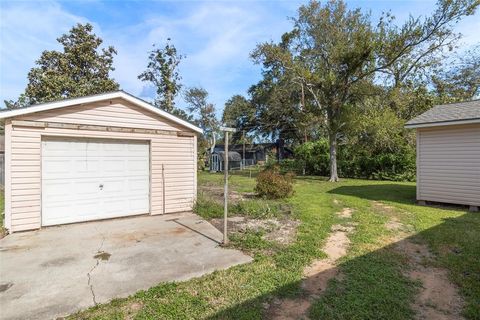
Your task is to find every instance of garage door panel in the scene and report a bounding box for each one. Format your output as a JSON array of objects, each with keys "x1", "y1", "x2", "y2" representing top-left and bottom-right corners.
[
  {"x1": 42, "y1": 138, "x2": 150, "y2": 226},
  {"x1": 128, "y1": 178, "x2": 150, "y2": 192}
]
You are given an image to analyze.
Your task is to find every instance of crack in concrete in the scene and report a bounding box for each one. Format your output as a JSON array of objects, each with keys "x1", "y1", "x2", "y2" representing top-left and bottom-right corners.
[{"x1": 87, "y1": 230, "x2": 106, "y2": 306}]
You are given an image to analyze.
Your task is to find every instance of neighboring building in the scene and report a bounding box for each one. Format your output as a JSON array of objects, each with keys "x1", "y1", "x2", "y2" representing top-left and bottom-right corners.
[
  {"x1": 0, "y1": 91, "x2": 202, "y2": 233},
  {"x1": 212, "y1": 140, "x2": 294, "y2": 170},
  {"x1": 405, "y1": 100, "x2": 480, "y2": 210},
  {"x1": 210, "y1": 151, "x2": 242, "y2": 172}
]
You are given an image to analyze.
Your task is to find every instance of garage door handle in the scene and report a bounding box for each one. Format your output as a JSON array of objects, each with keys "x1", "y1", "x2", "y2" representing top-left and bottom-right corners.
[{"x1": 99, "y1": 184, "x2": 104, "y2": 190}]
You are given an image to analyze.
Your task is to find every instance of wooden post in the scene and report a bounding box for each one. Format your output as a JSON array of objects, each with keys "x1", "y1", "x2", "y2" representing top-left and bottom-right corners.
[{"x1": 223, "y1": 130, "x2": 229, "y2": 245}]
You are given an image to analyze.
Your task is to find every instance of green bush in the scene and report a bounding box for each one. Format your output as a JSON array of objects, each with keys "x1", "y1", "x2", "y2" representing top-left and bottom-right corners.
[
  {"x1": 294, "y1": 139, "x2": 330, "y2": 175},
  {"x1": 255, "y1": 166, "x2": 294, "y2": 199},
  {"x1": 290, "y1": 139, "x2": 416, "y2": 182}
]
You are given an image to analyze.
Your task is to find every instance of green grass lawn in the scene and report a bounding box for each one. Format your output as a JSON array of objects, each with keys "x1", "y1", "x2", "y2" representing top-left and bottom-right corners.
[{"x1": 69, "y1": 172, "x2": 479, "y2": 320}]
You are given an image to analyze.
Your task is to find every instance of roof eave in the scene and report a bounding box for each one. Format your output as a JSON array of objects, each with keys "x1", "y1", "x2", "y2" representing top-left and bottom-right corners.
[
  {"x1": 0, "y1": 91, "x2": 203, "y2": 134},
  {"x1": 405, "y1": 118, "x2": 480, "y2": 129}
]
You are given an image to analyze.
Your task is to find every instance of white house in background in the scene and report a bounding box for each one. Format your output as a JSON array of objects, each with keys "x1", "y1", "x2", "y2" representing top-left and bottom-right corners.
[
  {"x1": 405, "y1": 100, "x2": 480, "y2": 211},
  {"x1": 0, "y1": 91, "x2": 202, "y2": 233}
]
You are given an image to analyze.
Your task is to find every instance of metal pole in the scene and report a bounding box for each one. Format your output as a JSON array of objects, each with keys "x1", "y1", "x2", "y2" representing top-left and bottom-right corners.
[
  {"x1": 242, "y1": 130, "x2": 245, "y2": 170},
  {"x1": 223, "y1": 131, "x2": 229, "y2": 245}
]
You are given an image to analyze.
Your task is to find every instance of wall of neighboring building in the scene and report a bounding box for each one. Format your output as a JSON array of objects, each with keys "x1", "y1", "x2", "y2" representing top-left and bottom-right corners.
[
  {"x1": 417, "y1": 123, "x2": 480, "y2": 206},
  {"x1": 5, "y1": 98, "x2": 197, "y2": 232}
]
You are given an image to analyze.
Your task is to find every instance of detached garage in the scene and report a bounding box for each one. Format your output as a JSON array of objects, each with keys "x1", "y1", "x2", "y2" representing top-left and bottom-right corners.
[
  {"x1": 405, "y1": 100, "x2": 480, "y2": 210},
  {"x1": 0, "y1": 91, "x2": 202, "y2": 232}
]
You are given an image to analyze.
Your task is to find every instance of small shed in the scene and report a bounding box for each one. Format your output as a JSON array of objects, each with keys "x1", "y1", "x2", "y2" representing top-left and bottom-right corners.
[
  {"x1": 210, "y1": 151, "x2": 242, "y2": 172},
  {"x1": 0, "y1": 91, "x2": 202, "y2": 232},
  {"x1": 405, "y1": 100, "x2": 480, "y2": 210}
]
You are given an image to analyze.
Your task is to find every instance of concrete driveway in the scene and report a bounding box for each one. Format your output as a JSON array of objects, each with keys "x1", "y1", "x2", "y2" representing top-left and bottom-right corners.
[{"x1": 0, "y1": 213, "x2": 252, "y2": 320}]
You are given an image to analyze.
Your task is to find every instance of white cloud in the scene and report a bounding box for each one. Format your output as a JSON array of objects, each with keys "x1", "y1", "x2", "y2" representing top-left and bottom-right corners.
[
  {"x1": 100, "y1": 1, "x2": 291, "y2": 111},
  {"x1": 0, "y1": 1, "x2": 87, "y2": 102},
  {"x1": 1, "y1": 0, "x2": 477, "y2": 112}
]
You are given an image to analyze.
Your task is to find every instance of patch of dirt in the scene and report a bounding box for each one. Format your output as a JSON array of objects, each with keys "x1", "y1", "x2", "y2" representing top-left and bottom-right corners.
[
  {"x1": 264, "y1": 219, "x2": 301, "y2": 245},
  {"x1": 394, "y1": 239, "x2": 465, "y2": 320},
  {"x1": 410, "y1": 267, "x2": 464, "y2": 320},
  {"x1": 199, "y1": 184, "x2": 247, "y2": 204},
  {"x1": 268, "y1": 298, "x2": 311, "y2": 320},
  {"x1": 210, "y1": 216, "x2": 300, "y2": 246},
  {"x1": 372, "y1": 200, "x2": 395, "y2": 211},
  {"x1": 386, "y1": 217, "x2": 405, "y2": 231},
  {"x1": 123, "y1": 301, "x2": 143, "y2": 320},
  {"x1": 382, "y1": 211, "x2": 465, "y2": 319},
  {"x1": 337, "y1": 208, "x2": 353, "y2": 218},
  {"x1": 266, "y1": 208, "x2": 354, "y2": 319}
]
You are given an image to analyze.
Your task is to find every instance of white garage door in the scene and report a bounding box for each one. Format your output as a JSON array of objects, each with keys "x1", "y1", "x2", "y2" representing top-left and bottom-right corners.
[{"x1": 41, "y1": 138, "x2": 150, "y2": 226}]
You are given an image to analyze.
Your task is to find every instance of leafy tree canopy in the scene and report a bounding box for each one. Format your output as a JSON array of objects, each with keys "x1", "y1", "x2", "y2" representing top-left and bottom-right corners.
[
  {"x1": 5, "y1": 23, "x2": 119, "y2": 109},
  {"x1": 184, "y1": 87, "x2": 219, "y2": 155},
  {"x1": 138, "y1": 39, "x2": 184, "y2": 113},
  {"x1": 222, "y1": 94, "x2": 256, "y2": 142},
  {"x1": 252, "y1": 0, "x2": 478, "y2": 181}
]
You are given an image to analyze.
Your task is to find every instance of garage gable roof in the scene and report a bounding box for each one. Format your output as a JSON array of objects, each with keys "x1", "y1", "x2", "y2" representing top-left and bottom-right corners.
[
  {"x1": 0, "y1": 91, "x2": 203, "y2": 133},
  {"x1": 405, "y1": 99, "x2": 480, "y2": 128}
]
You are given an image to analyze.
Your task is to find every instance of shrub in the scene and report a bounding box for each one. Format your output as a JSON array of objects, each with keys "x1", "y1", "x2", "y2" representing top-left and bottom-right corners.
[
  {"x1": 291, "y1": 138, "x2": 416, "y2": 182},
  {"x1": 255, "y1": 166, "x2": 294, "y2": 199},
  {"x1": 294, "y1": 139, "x2": 330, "y2": 175}
]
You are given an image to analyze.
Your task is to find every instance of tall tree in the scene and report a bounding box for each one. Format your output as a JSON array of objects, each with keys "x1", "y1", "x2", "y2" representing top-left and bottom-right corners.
[
  {"x1": 138, "y1": 39, "x2": 184, "y2": 112},
  {"x1": 5, "y1": 23, "x2": 119, "y2": 109},
  {"x1": 253, "y1": 0, "x2": 478, "y2": 181},
  {"x1": 222, "y1": 95, "x2": 256, "y2": 142},
  {"x1": 184, "y1": 87, "x2": 219, "y2": 158},
  {"x1": 432, "y1": 45, "x2": 480, "y2": 101}
]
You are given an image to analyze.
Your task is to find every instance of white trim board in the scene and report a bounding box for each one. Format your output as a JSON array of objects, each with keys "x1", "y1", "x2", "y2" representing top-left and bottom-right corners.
[
  {"x1": 405, "y1": 118, "x2": 480, "y2": 129},
  {"x1": 0, "y1": 91, "x2": 203, "y2": 134}
]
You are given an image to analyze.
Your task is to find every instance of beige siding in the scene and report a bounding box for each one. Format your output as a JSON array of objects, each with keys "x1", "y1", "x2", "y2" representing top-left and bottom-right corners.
[
  {"x1": 16, "y1": 98, "x2": 184, "y2": 132},
  {"x1": 7, "y1": 99, "x2": 197, "y2": 232},
  {"x1": 417, "y1": 123, "x2": 480, "y2": 206}
]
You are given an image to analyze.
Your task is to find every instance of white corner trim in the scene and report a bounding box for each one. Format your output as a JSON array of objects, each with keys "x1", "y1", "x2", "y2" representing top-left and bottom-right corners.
[
  {"x1": 4, "y1": 120, "x2": 12, "y2": 232},
  {"x1": 405, "y1": 118, "x2": 480, "y2": 129},
  {"x1": 0, "y1": 91, "x2": 203, "y2": 134}
]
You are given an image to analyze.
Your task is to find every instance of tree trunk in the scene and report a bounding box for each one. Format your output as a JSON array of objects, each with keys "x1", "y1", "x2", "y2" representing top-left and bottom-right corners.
[{"x1": 328, "y1": 131, "x2": 339, "y2": 182}]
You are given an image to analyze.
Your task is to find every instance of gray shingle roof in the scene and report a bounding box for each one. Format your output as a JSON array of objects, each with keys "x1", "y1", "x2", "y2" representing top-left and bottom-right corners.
[
  {"x1": 215, "y1": 151, "x2": 242, "y2": 162},
  {"x1": 405, "y1": 100, "x2": 480, "y2": 128}
]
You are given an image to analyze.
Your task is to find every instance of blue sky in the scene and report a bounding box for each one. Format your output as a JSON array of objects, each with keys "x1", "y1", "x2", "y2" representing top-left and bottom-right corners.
[{"x1": 1, "y1": 0, "x2": 479, "y2": 114}]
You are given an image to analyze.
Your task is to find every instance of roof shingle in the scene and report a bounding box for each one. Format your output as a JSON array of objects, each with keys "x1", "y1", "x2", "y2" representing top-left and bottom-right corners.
[
  {"x1": 406, "y1": 100, "x2": 480, "y2": 127},
  {"x1": 405, "y1": 100, "x2": 480, "y2": 128}
]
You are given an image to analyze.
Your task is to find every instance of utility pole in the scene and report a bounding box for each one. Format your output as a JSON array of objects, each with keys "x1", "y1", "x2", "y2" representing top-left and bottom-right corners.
[{"x1": 220, "y1": 126, "x2": 236, "y2": 245}]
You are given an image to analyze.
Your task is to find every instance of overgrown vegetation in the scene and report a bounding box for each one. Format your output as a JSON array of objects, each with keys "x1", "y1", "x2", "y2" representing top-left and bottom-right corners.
[
  {"x1": 69, "y1": 172, "x2": 479, "y2": 319},
  {"x1": 288, "y1": 138, "x2": 416, "y2": 181},
  {"x1": 223, "y1": 0, "x2": 479, "y2": 182},
  {"x1": 255, "y1": 166, "x2": 294, "y2": 199}
]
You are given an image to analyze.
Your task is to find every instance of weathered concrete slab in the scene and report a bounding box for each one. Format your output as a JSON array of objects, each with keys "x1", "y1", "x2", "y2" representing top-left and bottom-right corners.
[{"x1": 0, "y1": 213, "x2": 252, "y2": 320}]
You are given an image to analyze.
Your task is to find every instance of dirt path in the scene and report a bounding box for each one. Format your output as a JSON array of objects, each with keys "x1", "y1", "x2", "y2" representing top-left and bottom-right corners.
[
  {"x1": 374, "y1": 201, "x2": 465, "y2": 320},
  {"x1": 266, "y1": 207, "x2": 354, "y2": 320}
]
